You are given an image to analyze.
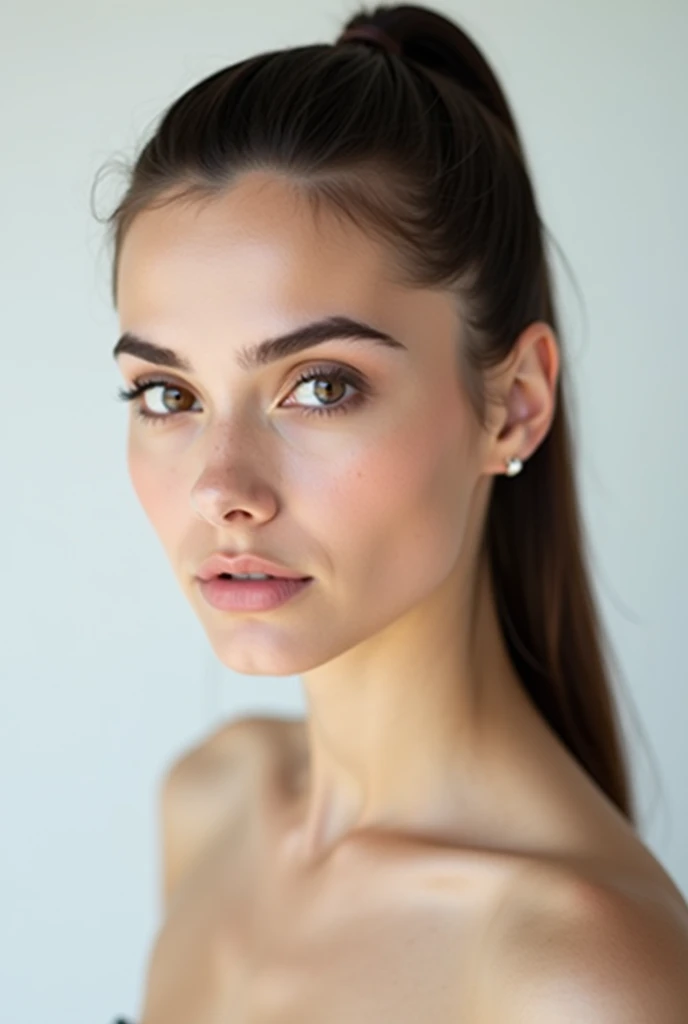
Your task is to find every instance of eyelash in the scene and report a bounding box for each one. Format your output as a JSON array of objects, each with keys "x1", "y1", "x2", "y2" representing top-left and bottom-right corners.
[{"x1": 116, "y1": 364, "x2": 369, "y2": 426}]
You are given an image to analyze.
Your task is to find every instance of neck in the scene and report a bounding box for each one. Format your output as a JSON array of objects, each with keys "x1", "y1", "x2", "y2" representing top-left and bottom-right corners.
[{"x1": 289, "y1": 550, "x2": 541, "y2": 866}]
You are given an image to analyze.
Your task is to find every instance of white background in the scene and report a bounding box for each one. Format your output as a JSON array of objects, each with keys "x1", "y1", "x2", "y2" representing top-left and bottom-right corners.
[{"x1": 1, "y1": 1, "x2": 686, "y2": 1021}]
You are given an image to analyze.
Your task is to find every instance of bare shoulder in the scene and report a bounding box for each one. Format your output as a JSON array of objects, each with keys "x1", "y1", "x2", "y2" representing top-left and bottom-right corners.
[
  {"x1": 159, "y1": 714, "x2": 300, "y2": 905},
  {"x1": 162, "y1": 712, "x2": 301, "y2": 792},
  {"x1": 474, "y1": 858, "x2": 688, "y2": 1022}
]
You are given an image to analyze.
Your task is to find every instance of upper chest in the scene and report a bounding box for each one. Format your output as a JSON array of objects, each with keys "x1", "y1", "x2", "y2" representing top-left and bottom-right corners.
[
  {"x1": 144, "y1": 789, "x2": 517, "y2": 1024},
  {"x1": 145, "y1": 717, "x2": 680, "y2": 1023}
]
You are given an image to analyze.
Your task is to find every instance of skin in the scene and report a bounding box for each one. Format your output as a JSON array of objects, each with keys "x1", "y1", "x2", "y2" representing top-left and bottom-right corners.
[{"x1": 115, "y1": 170, "x2": 688, "y2": 1022}]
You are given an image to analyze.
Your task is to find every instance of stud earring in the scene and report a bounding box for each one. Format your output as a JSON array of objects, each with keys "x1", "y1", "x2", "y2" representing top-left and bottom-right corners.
[{"x1": 505, "y1": 456, "x2": 523, "y2": 477}]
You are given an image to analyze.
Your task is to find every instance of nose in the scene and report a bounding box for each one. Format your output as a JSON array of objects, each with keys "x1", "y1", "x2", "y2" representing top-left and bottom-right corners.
[{"x1": 190, "y1": 461, "x2": 280, "y2": 527}]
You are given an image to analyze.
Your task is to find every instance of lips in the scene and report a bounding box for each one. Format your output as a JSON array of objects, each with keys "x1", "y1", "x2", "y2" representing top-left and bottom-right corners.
[
  {"x1": 198, "y1": 573, "x2": 313, "y2": 612},
  {"x1": 196, "y1": 552, "x2": 311, "y2": 582}
]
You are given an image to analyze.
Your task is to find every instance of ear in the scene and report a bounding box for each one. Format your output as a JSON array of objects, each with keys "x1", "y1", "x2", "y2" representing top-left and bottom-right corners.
[{"x1": 482, "y1": 321, "x2": 560, "y2": 477}]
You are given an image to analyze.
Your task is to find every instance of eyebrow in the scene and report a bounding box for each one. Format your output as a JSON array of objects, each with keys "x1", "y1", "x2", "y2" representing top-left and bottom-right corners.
[{"x1": 112, "y1": 315, "x2": 407, "y2": 373}]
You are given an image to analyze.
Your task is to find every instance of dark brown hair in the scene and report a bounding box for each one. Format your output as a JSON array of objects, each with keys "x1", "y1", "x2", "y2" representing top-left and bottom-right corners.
[{"x1": 96, "y1": 3, "x2": 652, "y2": 825}]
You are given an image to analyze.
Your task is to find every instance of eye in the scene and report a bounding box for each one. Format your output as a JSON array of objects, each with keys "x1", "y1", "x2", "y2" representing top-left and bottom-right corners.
[
  {"x1": 282, "y1": 365, "x2": 369, "y2": 418},
  {"x1": 116, "y1": 364, "x2": 372, "y2": 425},
  {"x1": 116, "y1": 379, "x2": 198, "y2": 424}
]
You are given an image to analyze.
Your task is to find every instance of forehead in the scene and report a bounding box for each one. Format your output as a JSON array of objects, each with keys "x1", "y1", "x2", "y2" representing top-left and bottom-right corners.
[{"x1": 117, "y1": 172, "x2": 407, "y2": 323}]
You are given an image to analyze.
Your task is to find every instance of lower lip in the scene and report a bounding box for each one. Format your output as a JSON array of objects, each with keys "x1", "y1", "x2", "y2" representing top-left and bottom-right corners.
[{"x1": 198, "y1": 576, "x2": 313, "y2": 611}]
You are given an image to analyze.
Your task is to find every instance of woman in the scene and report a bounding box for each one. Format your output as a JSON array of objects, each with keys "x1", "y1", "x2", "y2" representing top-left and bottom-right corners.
[{"x1": 103, "y1": 4, "x2": 688, "y2": 1021}]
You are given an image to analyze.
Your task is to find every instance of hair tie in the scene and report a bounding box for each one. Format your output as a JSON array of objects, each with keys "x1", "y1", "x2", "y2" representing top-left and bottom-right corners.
[{"x1": 338, "y1": 25, "x2": 403, "y2": 57}]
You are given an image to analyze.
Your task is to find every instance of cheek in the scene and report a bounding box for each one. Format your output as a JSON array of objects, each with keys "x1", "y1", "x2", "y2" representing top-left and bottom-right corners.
[
  {"x1": 306, "y1": 402, "x2": 477, "y2": 596},
  {"x1": 127, "y1": 442, "x2": 185, "y2": 546}
]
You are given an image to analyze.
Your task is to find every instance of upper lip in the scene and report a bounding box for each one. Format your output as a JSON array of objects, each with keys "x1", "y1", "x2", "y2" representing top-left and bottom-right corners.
[{"x1": 196, "y1": 552, "x2": 312, "y2": 581}]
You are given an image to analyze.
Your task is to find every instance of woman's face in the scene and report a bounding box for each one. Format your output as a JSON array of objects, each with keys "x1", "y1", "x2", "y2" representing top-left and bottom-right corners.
[{"x1": 114, "y1": 171, "x2": 491, "y2": 675}]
